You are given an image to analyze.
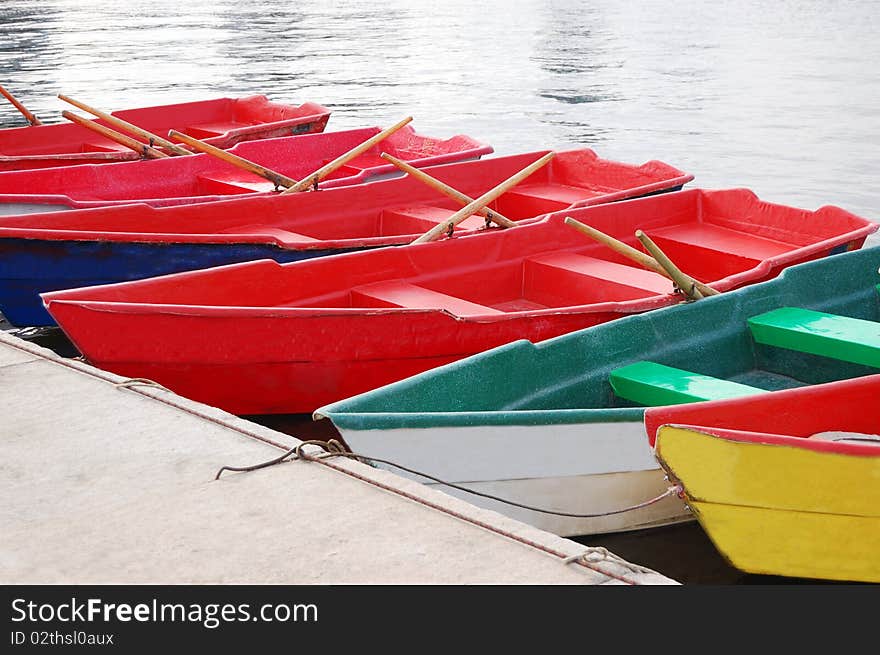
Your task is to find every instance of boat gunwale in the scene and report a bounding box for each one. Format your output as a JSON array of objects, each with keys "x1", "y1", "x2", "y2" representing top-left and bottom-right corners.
[
  {"x1": 311, "y1": 406, "x2": 648, "y2": 429},
  {"x1": 656, "y1": 423, "x2": 880, "y2": 458}
]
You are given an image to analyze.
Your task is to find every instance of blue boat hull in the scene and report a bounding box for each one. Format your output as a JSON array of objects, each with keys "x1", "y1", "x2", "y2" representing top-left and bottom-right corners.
[{"x1": 0, "y1": 239, "x2": 365, "y2": 326}]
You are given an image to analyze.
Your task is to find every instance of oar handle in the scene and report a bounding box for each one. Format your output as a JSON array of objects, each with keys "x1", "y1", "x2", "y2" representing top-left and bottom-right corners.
[
  {"x1": 281, "y1": 116, "x2": 414, "y2": 193},
  {"x1": 381, "y1": 152, "x2": 517, "y2": 229},
  {"x1": 412, "y1": 152, "x2": 555, "y2": 244},
  {"x1": 61, "y1": 110, "x2": 169, "y2": 159},
  {"x1": 169, "y1": 129, "x2": 298, "y2": 189},
  {"x1": 564, "y1": 217, "x2": 669, "y2": 277},
  {"x1": 58, "y1": 93, "x2": 191, "y2": 156},
  {"x1": 0, "y1": 84, "x2": 42, "y2": 125},
  {"x1": 635, "y1": 230, "x2": 719, "y2": 299}
]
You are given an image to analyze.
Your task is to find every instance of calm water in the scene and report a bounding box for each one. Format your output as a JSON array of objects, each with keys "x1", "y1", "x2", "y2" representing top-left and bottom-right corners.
[
  {"x1": 2, "y1": 0, "x2": 878, "y2": 584},
  {"x1": 2, "y1": 0, "x2": 879, "y2": 219}
]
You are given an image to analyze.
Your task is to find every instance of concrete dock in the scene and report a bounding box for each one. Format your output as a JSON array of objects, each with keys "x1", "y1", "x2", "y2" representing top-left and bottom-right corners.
[{"x1": 0, "y1": 331, "x2": 676, "y2": 585}]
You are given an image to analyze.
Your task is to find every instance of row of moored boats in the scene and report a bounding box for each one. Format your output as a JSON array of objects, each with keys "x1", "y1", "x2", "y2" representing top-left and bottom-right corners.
[{"x1": 2, "y1": 86, "x2": 878, "y2": 584}]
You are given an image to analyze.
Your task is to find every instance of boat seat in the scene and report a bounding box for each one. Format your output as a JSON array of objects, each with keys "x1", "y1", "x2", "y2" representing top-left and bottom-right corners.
[
  {"x1": 609, "y1": 361, "x2": 766, "y2": 406},
  {"x1": 83, "y1": 142, "x2": 125, "y2": 153},
  {"x1": 195, "y1": 174, "x2": 266, "y2": 195},
  {"x1": 748, "y1": 307, "x2": 880, "y2": 368},
  {"x1": 648, "y1": 223, "x2": 796, "y2": 259},
  {"x1": 350, "y1": 279, "x2": 503, "y2": 315},
  {"x1": 505, "y1": 182, "x2": 602, "y2": 205},
  {"x1": 523, "y1": 253, "x2": 673, "y2": 305},
  {"x1": 497, "y1": 183, "x2": 597, "y2": 217},
  {"x1": 380, "y1": 205, "x2": 485, "y2": 235},
  {"x1": 217, "y1": 225, "x2": 320, "y2": 244},
  {"x1": 183, "y1": 121, "x2": 247, "y2": 139}
]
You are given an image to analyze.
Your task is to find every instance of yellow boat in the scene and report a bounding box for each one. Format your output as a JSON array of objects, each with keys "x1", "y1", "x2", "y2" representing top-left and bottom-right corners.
[{"x1": 646, "y1": 374, "x2": 880, "y2": 583}]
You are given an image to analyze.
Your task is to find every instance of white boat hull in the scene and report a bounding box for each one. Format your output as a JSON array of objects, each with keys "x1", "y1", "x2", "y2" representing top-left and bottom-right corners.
[{"x1": 334, "y1": 419, "x2": 693, "y2": 536}]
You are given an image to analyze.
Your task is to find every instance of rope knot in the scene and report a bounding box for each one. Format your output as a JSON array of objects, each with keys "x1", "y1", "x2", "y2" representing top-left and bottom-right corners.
[
  {"x1": 293, "y1": 438, "x2": 348, "y2": 461},
  {"x1": 563, "y1": 546, "x2": 656, "y2": 576},
  {"x1": 215, "y1": 438, "x2": 351, "y2": 480}
]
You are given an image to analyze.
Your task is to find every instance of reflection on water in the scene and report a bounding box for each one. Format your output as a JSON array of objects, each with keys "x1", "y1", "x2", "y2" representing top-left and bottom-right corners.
[
  {"x1": 1, "y1": 0, "x2": 878, "y2": 584},
  {"x1": 1, "y1": 0, "x2": 877, "y2": 219}
]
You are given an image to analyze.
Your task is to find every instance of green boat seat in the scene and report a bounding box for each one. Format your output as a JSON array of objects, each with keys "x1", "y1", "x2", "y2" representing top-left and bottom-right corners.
[
  {"x1": 609, "y1": 361, "x2": 766, "y2": 406},
  {"x1": 350, "y1": 279, "x2": 503, "y2": 315},
  {"x1": 748, "y1": 307, "x2": 880, "y2": 368}
]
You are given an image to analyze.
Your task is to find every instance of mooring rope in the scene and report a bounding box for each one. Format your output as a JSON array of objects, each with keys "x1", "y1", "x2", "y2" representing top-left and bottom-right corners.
[
  {"x1": 215, "y1": 438, "x2": 684, "y2": 519},
  {"x1": 216, "y1": 438, "x2": 659, "y2": 584},
  {"x1": 1, "y1": 335, "x2": 662, "y2": 583},
  {"x1": 563, "y1": 547, "x2": 658, "y2": 576},
  {"x1": 114, "y1": 377, "x2": 172, "y2": 393}
]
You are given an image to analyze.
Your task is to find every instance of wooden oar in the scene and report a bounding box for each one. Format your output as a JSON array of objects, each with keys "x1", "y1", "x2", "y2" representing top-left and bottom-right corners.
[
  {"x1": 58, "y1": 93, "x2": 191, "y2": 156},
  {"x1": 61, "y1": 110, "x2": 169, "y2": 159},
  {"x1": 0, "y1": 84, "x2": 42, "y2": 126},
  {"x1": 412, "y1": 152, "x2": 555, "y2": 244},
  {"x1": 636, "y1": 229, "x2": 719, "y2": 300},
  {"x1": 281, "y1": 116, "x2": 414, "y2": 194},
  {"x1": 564, "y1": 217, "x2": 667, "y2": 275},
  {"x1": 169, "y1": 129, "x2": 298, "y2": 190},
  {"x1": 564, "y1": 217, "x2": 718, "y2": 299},
  {"x1": 380, "y1": 152, "x2": 517, "y2": 229}
]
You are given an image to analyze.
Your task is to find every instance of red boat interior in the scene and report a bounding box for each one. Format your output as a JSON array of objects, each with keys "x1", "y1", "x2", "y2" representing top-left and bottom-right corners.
[
  {"x1": 0, "y1": 96, "x2": 330, "y2": 157},
  {"x1": 644, "y1": 374, "x2": 880, "y2": 452},
  {"x1": 0, "y1": 150, "x2": 694, "y2": 244},
  {"x1": 0, "y1": 126, "x2": 492, "y2": 200},
  {"x1": 47, "y1": 188, "x2": 874, "y2": 317}
]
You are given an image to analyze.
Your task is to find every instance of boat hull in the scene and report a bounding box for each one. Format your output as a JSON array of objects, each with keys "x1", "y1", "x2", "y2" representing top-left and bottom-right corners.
[
  {"x1": 336, "y1": 418, "x2": 690, "y2": 536},
  {"x1": 42, "y1": 303, "x2": 646, "y2": 412},
  {"x1": 0, "y1": 239, "x2": 363, "y2": 326},
  {"x1": 314, "y1": 247, "x2": 880, "y2": 537},
  {"x1": 0, "y1": 125, "x2": 493, "y2": 213},
  {"x1": 5, "y1": 148, "x2": 697, "y2": 326},
  {"x1": 655, "y1": 425, "x2": 880, "y2": 582},
  {"x1": 39, "y1": 189, "x2": 877, "y2": 403}
]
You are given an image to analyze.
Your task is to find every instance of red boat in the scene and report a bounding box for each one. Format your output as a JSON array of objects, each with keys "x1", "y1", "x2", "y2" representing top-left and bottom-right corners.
[
  {"x1": 0, "y1": 95, "x2": 331, "y2": 171},
  {"x1": 0, "y1": 125, "x2": 493, "y2": 213},
  {"x1": 41, "y1": 188, "x2": 876, "y2": 415},
  {"x1": 0, "y1": 148, "x2": 695, "y2": 326}
]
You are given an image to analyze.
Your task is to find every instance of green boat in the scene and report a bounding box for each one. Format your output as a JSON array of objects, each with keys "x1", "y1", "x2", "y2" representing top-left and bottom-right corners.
[{"x1": 315, "y1": 245, "x2": 880, "y2": 537}]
